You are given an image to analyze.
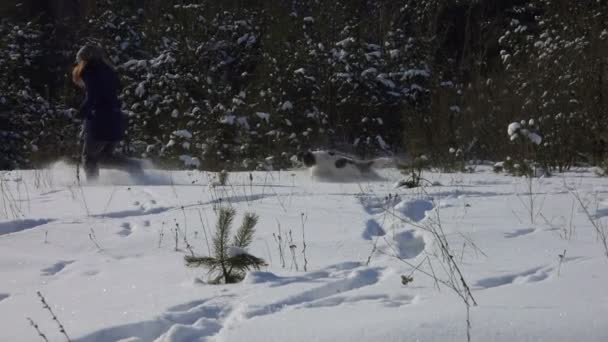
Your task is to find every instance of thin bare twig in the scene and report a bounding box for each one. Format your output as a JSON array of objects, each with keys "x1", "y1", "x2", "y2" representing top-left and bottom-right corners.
[
  {"x1": 37, "y1": 291, "x2": 71, "y2": 342},
  {"x1": 27, "y1": 317, "x2": 49, "y2": 342}
]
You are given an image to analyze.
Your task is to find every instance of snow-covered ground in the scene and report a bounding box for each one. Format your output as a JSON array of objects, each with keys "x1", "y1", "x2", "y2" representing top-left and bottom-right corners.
[{"x1": 1, "y1": 163, "x2": 608, "y2": 341}]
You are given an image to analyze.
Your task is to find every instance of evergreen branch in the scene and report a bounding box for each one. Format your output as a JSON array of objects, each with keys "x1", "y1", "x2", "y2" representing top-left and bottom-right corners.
[
  {"x1": 226, "y1": 253, "x2": 268, "y2": 271},
  {"x1": 184, "y1": 255, "x2": 218, "y2": 267},
  {"x1": 215, "y1": 207, "x2": 235, "y2": 260},
  {"x1": 234, "y1": 212, "x2": 258, "y2": 247}
]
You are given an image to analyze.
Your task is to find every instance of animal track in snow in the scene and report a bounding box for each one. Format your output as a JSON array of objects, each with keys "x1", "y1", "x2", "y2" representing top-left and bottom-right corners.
[
  {"x1": 93, "y1": 206, "x2": 172, "y2": 219},
  {"x1": 41, "y1": 260, "x2": 75, "y2": 276},
  {"x1": 594, "y1": 207, "x2": 608, "y2": 219},
  {"x1": 504, "y1": 228, "x2": 535, "y2": 238},
  {"x1": 391, "y1": 230, "x2": 426, "y2": 259},
  {"x1": 76, "y1": 264, "x2": 387, "y2": 342},
  {"x1": 0, "y1": 293, "x2": 9, "y2": 302},
  {"x1": 244, "y1": 262, "x2": 361, "y2": 288},
  {"x1": 394, "y1": 199, "x2": 434, "y2": 222},
  {"x1": 81, "y1": 270, "x2": 99, "y2": 277},
  {"x1": 476, "y1": 266, "x2": 552, "y2": 289},
  {"x1": 76, "y1": 296, "x2": 233, "y2": 342},
  {"x1": 358, "y1": 195, "x2": 401, "y2": 215},
  {"x1": 118, "y1": 222, "x2": 134, "y2": 237},
  {"x1": 301, "y1": 293, "x2": 415, "y2": 309},
  {"x1": 362, "y1": 219, "x2": 386, "y2": 240},
  {"x1": 246, "y1": 267, "x2": 385, "y2": 318},
  {"x1": 0, "y1": 219, "x2": 55, "y2": 236}
]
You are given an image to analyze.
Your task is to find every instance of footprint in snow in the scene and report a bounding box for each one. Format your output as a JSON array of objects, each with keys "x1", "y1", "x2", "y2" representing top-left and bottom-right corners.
[
  {"x1": 118, "y1": 222, "x2": 134, "y2": 237},
  {"x1": 475, "y1": 266, "x2": 552, "y2": 289},
  {"x1": 75, "y1": 296, "x2": 233, "y2": 342},
  {"x1": 94, "y1": 205, "x2": 172, "y2": 219},
  {"x1": 245, "y1": 266, "x2": 387, "y2": 319},
  {"x1": 504, "y1": 228, "x2": 536, "y2": 238},
  {"x1": 362, "y1": 219, "x2": 386, "y2": 240},
  {"x1": 394, "y1": 199, "x2": 434, "y2": 222},
  {"x1": 391, "y1": 230, "x2": 427, "y2": 259},
  {"x1": 41, "y1": 260, "x2": 75, "y2": 276},
  {"x1": 74, "y1": 264, "x2": 388, "y2": 342},
  {"x1": 358, "y1": 195, "x2": 401, "y2": 215},
  {"x1": 0, "y1": 293, "x2": 9, "y2": 302},
  {"x1": 302, "y1": 293, "x2": 416, "y2": 310}
]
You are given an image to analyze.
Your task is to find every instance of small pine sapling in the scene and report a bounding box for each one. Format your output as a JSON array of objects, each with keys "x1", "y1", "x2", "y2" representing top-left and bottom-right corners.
[{"x1": 185, "y1": 207, "x2": 266, "y2": 283}]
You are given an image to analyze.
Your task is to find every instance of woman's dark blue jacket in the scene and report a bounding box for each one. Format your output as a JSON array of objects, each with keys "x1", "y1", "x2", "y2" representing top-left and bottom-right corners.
[{"x1": 79, "y1": 61, "x2": 125, "y2": 142}]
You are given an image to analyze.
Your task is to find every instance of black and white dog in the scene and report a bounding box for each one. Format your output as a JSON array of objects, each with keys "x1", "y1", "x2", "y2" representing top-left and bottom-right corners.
[{"x1": 296, "y1": 150, "x2": 382, "y2": 181}]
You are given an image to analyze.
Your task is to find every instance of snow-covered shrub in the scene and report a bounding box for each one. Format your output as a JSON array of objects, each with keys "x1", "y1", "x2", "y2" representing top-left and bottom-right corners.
[{"x1": 503, "y1": 120, "x2": 545, "y2": 177}]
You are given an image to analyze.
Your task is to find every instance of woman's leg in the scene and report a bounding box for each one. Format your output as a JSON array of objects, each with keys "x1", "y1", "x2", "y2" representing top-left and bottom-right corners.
[
  {"x1": 99, "y1": 142, "x2": 143, "y2": 175},
  {"x1": 82, "y1": 137, "x2": 106, "y2": 180}
]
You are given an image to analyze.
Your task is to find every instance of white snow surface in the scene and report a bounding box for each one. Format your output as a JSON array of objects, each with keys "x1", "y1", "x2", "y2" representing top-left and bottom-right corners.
[{"x1": 1, "y1": 165, "x2": 608, "y2": 341}]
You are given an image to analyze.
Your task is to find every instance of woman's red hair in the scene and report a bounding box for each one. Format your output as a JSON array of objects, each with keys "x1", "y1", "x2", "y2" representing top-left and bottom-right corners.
[{"x1": 72, "y1": 60, "x2": 87, "y2": 88}]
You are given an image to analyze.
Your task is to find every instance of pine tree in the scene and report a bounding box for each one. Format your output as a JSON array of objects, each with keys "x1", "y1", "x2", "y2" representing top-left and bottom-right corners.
[{"x1": 185, "y1": 207, "x2": 266, "y2": 284}]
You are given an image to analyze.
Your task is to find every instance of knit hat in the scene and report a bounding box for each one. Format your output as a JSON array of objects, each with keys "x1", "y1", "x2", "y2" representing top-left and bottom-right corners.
[{"x1": 76, "y1": 43, "x2": 105, "y2": 63}]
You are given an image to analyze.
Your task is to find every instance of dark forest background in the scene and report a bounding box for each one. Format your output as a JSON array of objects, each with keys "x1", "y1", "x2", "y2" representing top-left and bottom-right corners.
[{"x1": 1, "y1": 0, "x2": 606, "y2": 172}]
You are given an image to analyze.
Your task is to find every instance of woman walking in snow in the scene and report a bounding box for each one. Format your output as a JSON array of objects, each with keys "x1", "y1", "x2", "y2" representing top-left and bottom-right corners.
[{"x1": 72, "y1": 43, "x2": 142, "y2": 180}]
